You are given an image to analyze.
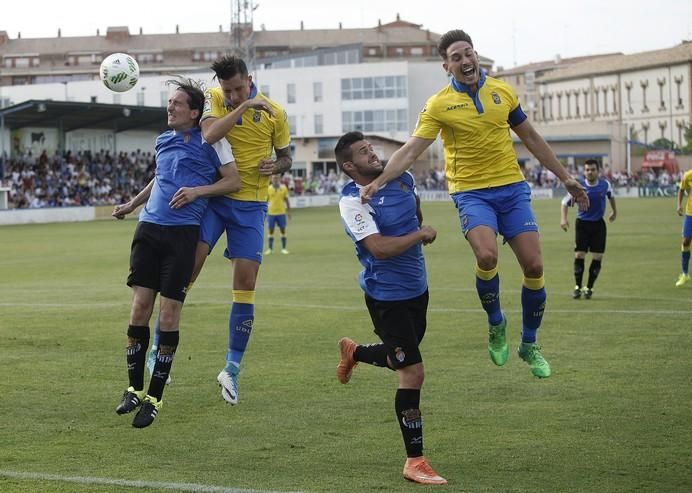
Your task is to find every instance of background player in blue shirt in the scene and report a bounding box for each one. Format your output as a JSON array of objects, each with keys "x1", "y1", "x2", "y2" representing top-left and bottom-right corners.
[
  {"x1": 561, "y1": 159, "x2": 617, "y2": 299},
  {"x1": 334, "y1": 131, "x2": 446, "y2": 486},
  {"x1": 111, "y1": 80, "x2": 240, "y2": 428}
]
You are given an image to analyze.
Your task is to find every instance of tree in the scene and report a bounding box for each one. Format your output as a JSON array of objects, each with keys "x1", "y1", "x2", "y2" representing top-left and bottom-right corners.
[
  {"x1": 683, "y1": 125, "x2": 692, "y2": 154},
  {"x1": 652, "y1": 138, "x2": 679, "y2": 151}
]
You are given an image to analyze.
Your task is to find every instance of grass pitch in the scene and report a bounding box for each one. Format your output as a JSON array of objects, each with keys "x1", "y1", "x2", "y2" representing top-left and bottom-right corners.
[{"x1": 0, "y1": 197, "x2": 690, "y2": 493}]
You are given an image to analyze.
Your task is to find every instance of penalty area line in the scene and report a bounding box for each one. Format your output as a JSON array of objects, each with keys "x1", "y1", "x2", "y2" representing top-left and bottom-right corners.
[{"x1": 0, "y1": 470, "x2": 306, "y2": 493}]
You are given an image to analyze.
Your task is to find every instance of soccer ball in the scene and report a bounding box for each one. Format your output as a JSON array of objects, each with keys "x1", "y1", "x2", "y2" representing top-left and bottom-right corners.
[{"x1": 100, "y1": 53, "x2": 139, "y2": 93}]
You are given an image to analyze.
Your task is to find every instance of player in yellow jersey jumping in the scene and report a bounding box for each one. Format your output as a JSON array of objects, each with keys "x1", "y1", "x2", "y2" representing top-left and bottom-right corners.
[
  {"x1": 675, "y1": 168, "x2": 692, "y2": 286},
  {"x1": 196, "y1": 56, "x2": 291, "y2": 404},
  {"x1": 361, "y1": 29, "x2": 589, "y2": 379}
]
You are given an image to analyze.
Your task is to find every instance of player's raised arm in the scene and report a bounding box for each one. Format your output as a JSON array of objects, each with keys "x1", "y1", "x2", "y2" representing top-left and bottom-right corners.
[
  {"x1": 512, "y1": 119, "x2": 589, "y2": 211},
  {"x1": 360, "y1": 136, "x2": 434, "y2": 203}
]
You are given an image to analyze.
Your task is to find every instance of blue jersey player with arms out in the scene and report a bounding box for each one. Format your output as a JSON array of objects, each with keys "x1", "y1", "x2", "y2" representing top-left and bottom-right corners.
[
  {"x1": 112, "y1": 79, "x2": 240, "y2": 428},
  {"x1": 360, "y1": 29, "x2": 589, "y2": 379},
  {"x1": 560, "y1": 159, "x2": 617, "y2": 299},
  {"x1": 334, "y1": 131, "x2": 446, "y2": 486}
]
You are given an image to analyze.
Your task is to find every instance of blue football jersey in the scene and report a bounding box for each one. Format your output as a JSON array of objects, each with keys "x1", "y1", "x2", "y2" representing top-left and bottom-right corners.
[
  {"x1": 140, "y1": 127, "x2": 233, "y2": 226},
  {"x1": 562, "y1": 178, "x2": 612, "y2": 222},
  {"x1": 339, "y1": 171, "x2": 427, "y2": 301}
]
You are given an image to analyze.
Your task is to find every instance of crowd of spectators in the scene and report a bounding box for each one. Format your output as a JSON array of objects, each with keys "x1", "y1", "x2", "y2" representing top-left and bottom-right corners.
[{"x1": 1, "y1": 149, "x2": 155, "y2": 209}]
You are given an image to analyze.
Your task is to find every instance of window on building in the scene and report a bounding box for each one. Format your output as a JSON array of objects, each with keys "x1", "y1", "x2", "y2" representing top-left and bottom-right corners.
[
  {"x1": 341, "y1": 109, "x2": 408, "y2": 133},
  {"x1": 674, "y1": 76, "x2": 684, "y2": 108},
  {"x1": 317, "y1": 138, "x2": 339, "y2": 159},
  {"x1": 611, "y1": 86, "x2": 618, "y2": 114},
  {"x1": 260, "y1": 85, "x2": 270, "y2": 98},
  {"x1": 410, "y1": 47, "x2": 424, "y2": 56},
  {"x1": 574, "y1": 90, "x2": 580, "y2": 118},
  {"x1": 193, "y1": 51, "x2": 220, "y2": 62},
  {"x1": 640, "y1": 80, "x2": 649, "y2": 113},
  {"x1": 136, "y1": 53, "x2": 163, "y2": 64},
  {"x1": 287, "y1": 83, "x2": 296, "y2": 104},
  {"x1": 5, "y1": 55, "x2": 40, "y2": 68},
  {"x1": 556, "y1": 93, "x2": 563, "y2": 120},
  {"x1": 565, "y1": 93, "x2": 572, "y2": 119},
  {"x1": 313, "y1": 81, "x2": 322, "y2": 102},
  {"x1": 314, "y1": 114, "x2": 323, "y2": 134},
  {"x1": 287, "y1": 115, "x2": 297, "y2": 134},
  {"x1": 657, "y1": 78, "x2": 666, "y2": 111},
  {"x1": 341, "y1": 76, "x2": 407, "y2": 100},
  {"x1": 160, "y1": 90, "x2": 168, "y2": 107}
]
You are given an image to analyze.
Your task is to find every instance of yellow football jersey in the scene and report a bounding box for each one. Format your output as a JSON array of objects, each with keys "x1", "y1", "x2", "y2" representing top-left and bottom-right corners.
[
  {"x1": 202, "y1": 86, "x2": 291, "y2": 202},
  {"x1": 267, "y1": 183, "x2": 289, "y2": 215},
  {"x1": 413, "y1": 75, "x2": 525, "y2": 193},
  {"x1": 680, "y1": 169, "x2": 692, "y2": 216}
]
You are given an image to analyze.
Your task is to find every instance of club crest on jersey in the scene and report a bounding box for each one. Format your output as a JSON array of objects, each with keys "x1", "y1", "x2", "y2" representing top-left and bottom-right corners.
[
  {"x1": 491, "y1": 91, "x2": 501, "y2": 104},
  {"x1": 395, "y1": 346, "x2": 406, "y2": 363},
  {"x1": 253, "y1": 110, "x2": 261, "y2": 123}
]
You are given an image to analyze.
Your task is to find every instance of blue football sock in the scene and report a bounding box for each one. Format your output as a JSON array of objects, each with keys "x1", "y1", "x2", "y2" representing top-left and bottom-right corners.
[
  {"x1": 476, "y1": 270, "x2": 502, "y2": 326},
  {"x1": 682, "y1": 250, "x2": 690, "y2": 275},
  {"x1": 226, "y1": 301, "x2": 254, "y2": 370},
  {"x1": 521, "y1": 282, "x2": 546, "y2": 344}
]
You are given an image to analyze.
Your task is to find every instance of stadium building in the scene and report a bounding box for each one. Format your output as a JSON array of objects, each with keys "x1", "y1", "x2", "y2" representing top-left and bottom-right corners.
[{"x1": 495, "y1": 43, "x2": 692, "y2": 172}]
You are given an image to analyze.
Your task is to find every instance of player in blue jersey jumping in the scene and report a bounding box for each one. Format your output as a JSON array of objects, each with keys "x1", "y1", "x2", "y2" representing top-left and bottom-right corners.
[
  {"x1": 560, "y1": 159, "x2": 617, "y2": 299},
  {"x1": 334, "y1": 131, "x2": 446, "y2": 486},
  {"x1": 360, "y1": 29, "x2": 590, "y2": 379},
  {"x1": 112, "y1": 79, "x2": 240, "y2": 428}
]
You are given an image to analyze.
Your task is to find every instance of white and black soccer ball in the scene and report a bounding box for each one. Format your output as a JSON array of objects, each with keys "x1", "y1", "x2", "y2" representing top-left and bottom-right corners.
[{"x1": 100, "y1": 53, "x2": 139, "y2": 93}]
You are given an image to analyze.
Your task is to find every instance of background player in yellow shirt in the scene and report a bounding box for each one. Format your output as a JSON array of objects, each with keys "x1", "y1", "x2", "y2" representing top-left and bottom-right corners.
[
  {"x1": 265, "y1": 174, "x2": 291, "y2": 255},
  {"x1": 675, "y1": 169, "x2": 692, "y2": 286},
  {"x1": 361, "y1": 29, "x2": 588, "y2": 379},
  {"x1": 196, "y1": 56, "x2": 291, "y2": 404}
]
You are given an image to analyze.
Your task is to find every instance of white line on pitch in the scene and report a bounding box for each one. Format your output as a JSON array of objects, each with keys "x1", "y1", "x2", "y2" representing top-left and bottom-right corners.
[
  {"x1": 0, "y1": 301, "x2": 690, "y2": 316},
  {"x1": 0, "y1": 470, "x2": 305, "y2": 493}
]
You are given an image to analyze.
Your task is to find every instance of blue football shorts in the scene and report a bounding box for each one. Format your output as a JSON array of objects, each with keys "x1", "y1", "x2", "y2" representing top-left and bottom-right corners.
[
  {"x1": 451, "y1": 181, "x2": 538, "y2": 240},
  {"x1": 683, "y1": 215, "x2": 692, "y2": 238},
  {"x1": 267, "y1": 214, "x2": 287, "y2": 231},
  {"x1": 200, "y1": 197, "x2": 268, "y2": 263}
]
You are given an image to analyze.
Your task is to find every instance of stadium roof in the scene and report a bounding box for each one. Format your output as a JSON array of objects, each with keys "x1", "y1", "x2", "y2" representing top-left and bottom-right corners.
[{"x1": 0, "y1": 99, "x2": 167, "y2": 133}]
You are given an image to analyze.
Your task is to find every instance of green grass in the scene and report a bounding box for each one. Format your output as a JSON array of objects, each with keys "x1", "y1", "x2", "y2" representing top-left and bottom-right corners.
[{"x1": 1, "y1": 198, "x2": 691, "y2": 493}]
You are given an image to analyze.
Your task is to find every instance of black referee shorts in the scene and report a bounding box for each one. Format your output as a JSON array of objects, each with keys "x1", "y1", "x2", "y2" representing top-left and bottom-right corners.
[
  {"x1": 127, "y1": 221, "x2": 199, "y2": 302},
  {"x1": 364, "y1": 290, "x2": 429, "y2": 369},
  {"x1": 574, "y1": 218, "x2": 607, "y2": 253}
]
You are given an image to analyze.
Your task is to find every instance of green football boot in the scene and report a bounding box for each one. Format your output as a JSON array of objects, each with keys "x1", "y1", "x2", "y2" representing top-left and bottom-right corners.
[
  {"x1": 488, "y1": 314, "x2": 508, "y2": 366},
  {"x1": 517, "y1": 342, "x2": 551, "y2": 378}
]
